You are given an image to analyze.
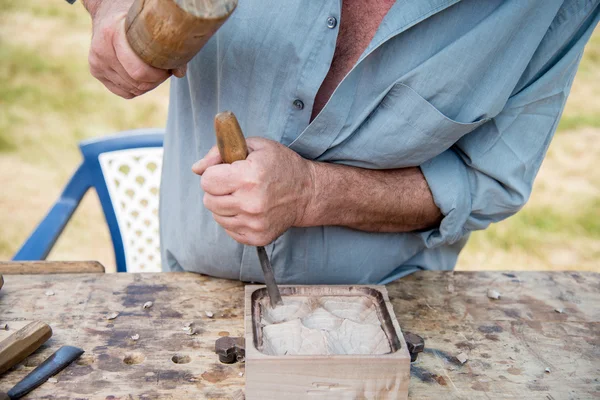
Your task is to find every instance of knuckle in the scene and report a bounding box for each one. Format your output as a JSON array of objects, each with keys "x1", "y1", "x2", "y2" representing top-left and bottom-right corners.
[
  {"x1": 245, "y1": 199, "x2": 265, "y2": 215},
  {"x1": 249, "y1": 218, "x2": 268, "y2": 233},
  {"x1": 200, "y1": 176, "x2": 211, "y2": 192},
  {"x1": 136, "y1": 82, "x2": 155, "y2": 93},
  {"x1": 202, "y1": 194, "x2": 212, "y2": 209},
  {"x1": 129, "y1": 66, "x2": 152, "y2": 82}
]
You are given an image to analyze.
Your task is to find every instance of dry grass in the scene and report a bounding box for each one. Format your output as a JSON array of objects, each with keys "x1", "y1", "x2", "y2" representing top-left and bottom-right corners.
[{"x1": 0, "y1": 1, "x2": 598, "y2": 273}]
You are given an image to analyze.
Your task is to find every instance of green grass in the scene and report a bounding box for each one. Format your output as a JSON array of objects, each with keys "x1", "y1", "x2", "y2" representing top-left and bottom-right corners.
[
  {"x1": 477, "y1": 199, "x2": 600, "y2": 256},
  {"x1": 578, "y1": 28, "x2": 600, "y2": 74},
  {"x1": 0, "y1": 40, "x2": 167, "y2": 161},
  {"x1": 558, "y1": 114, "x2": 600, "y2": 131}
]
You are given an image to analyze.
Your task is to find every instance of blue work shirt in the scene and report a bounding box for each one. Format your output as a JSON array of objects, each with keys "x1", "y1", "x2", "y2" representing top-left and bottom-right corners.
[{"x1": 160, "y1": 0, "x2": 599, "y2": 284}]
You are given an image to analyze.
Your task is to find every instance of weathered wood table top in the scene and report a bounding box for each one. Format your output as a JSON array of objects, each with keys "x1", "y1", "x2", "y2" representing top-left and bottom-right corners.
[{"x1": 0, "y1": 268, "x2": 598, "y2": 399}]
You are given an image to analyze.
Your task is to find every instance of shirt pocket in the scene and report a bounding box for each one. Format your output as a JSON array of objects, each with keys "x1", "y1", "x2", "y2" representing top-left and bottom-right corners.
[{"x1": 320, "y1": 82, "x2": 490, "y2": 168}]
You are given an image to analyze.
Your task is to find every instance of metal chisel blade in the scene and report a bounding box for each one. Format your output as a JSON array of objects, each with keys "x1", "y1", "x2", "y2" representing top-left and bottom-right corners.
[
  {"x1": 7, "y1": 345, "x2": 84, "y2": 399},
  {"x1": 256, "y1": 246, "x2": 283, "y2": 308}
]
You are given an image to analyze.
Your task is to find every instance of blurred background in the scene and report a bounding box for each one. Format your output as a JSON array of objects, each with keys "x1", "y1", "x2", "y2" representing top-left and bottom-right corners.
[{"x1": 0, "y1": 1, "x2": 598, "y2": 273}]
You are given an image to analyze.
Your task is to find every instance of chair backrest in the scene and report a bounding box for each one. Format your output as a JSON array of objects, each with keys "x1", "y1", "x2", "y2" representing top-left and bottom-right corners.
[
  {"x1": 80, "y1": 130, "x2": 164, "y2": 272},
  {"x1": 99, "y1": 148, "x2": 163, "y2": 273}
]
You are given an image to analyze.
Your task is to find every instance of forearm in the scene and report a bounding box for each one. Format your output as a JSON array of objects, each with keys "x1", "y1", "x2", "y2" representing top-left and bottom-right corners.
[{"x1": 300, "y1": 162, "x2": 442, "y2": 232}]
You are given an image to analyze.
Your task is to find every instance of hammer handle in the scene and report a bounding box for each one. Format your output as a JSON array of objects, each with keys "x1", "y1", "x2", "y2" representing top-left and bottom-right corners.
[
  {"x1": 0, "y1": 321, "x2": 52, "y2": 376},
  {"x1": 125, "y1": 0, "x2": 237, "y2": 70}
]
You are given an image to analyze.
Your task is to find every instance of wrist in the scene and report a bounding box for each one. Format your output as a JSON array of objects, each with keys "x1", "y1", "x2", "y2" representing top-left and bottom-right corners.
[
  {"x1": 86, "y1": 0, "x2": 131, "y2": 24},
  {"x1": 295, "y1": 160, "x2": 322, "y2": 228},
  {"x1": 82, "y1": 0, "x2": 103, "y2": 19}
]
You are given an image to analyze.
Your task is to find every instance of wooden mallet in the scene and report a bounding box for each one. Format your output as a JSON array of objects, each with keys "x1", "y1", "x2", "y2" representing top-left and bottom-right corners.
[{"x1": 125, "y1": 0, "x2": 238, "y2": 70}]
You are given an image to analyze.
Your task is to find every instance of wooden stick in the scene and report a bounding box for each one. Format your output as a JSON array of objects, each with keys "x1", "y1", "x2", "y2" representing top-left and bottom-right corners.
[
  {"x1": 0, "y1": 321, "x2": 52, "y2": 375},
  {"x1": 125, "y1": 0, "x2": 237, "y2": 70},
  {"x1": 0, "y1": 261, "x2": 105, "y2": 275},
  {"x1": 214, "y1": 111, "x2": 248, "y2": 163}
]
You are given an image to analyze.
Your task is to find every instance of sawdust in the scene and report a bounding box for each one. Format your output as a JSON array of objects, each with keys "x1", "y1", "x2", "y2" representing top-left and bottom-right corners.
[{"x1": 259, "y1": 296, "x2": 391, "y2": 356}]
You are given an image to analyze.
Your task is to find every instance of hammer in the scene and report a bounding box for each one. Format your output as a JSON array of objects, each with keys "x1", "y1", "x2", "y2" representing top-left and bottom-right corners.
[{"x1": 125, "y1": 0, "x2": 238, "y2": 70}]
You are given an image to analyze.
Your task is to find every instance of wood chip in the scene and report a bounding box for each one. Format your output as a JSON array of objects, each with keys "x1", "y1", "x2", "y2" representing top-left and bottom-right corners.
[
  {"x1": 456, "y1": 352, "x2": 468, "y2": 364},
  {"x1": 106, "y1": 312, "x2": 119, "y2": 320},
  {"x1": 0, "y1": 323, "x2": 7, "y2": 330},
  {"x1": 131, "y1": 334, "x2": 140, "y2": 341},
  {"x1": 545, "y1": 367, "x2": 551, "y2": 373},
  {"x1": 554, "y1": 308, "x2": 563, "y2": 314},
  {"x1": 182, "y1": 326, "x2": 196, "y2": 335},
  {"x1": 184, "y1": 321, "x2": 194, "y2": 328},
  {"x1": 205, "y1": 311, "x2": 214, "y2": 318},
  {"x1": 45, "y1": 290, "x2": 55, "y2": 296},
  {"x1": 238, "y1": 372, "x2": 244, "y2": 377},
  {"x1": 47, "y1": 377, "x2": 58, "y2": 383},
  {"x1": 143, "y1": 301, "x2": 153, "y2": 309},
  {"x1": 487, "y1": 289, "x2": 501, "y2": 300}
]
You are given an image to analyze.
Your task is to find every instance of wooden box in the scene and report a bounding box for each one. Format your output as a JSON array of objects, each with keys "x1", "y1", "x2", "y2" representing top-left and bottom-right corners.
[{"x1": 244, "y1": 285, "x2": 410, "y2": 400}]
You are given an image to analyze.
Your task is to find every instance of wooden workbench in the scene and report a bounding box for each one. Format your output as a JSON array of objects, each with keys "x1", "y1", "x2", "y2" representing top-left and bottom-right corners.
[{"x1": 0, "y1": 267, "x2": 598, "y2": 399}]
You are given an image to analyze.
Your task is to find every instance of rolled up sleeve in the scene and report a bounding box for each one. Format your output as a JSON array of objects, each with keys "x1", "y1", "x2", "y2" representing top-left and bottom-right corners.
[{"x1": 418, "y1": 10, "x2": 597, "y2": 248}]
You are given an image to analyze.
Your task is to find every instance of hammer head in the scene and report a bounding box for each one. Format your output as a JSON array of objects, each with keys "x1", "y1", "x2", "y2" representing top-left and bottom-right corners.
[{"x1": 126, "y1": 0, "x2": 238, "y2": 70}]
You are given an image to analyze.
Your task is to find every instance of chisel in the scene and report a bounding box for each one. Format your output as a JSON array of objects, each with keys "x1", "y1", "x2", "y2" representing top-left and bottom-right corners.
[
  {"x1": 214, "y1": 112, "x2": 283, "y2": 308},
  {"x1": 1, "y1": 346, "x2": 84, "y2": 399}
]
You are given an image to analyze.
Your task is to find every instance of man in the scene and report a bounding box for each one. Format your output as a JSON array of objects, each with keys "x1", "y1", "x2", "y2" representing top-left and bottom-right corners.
[{"x1": 82, "y1": 0, "x2": 598, "y2": 284}]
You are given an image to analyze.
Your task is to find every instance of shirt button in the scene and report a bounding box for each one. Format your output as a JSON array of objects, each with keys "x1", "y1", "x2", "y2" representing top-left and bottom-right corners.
[
  {"x1": 326, "y1": 16, "x2": 337, "y2": 29},
  {"x1": 293, "y1": 99, "x2": 304, "y2": 110}
]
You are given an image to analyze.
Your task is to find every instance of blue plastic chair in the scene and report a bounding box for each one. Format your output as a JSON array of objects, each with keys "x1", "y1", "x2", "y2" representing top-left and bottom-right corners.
[{"x1": 13, "y1": 129, "x2": 164, "y2": 273}]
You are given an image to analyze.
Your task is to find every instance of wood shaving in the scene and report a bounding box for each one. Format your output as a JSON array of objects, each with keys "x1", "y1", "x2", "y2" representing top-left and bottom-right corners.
[
  {"x1": 238, "y1": 372, "x2": 244, "y2": 377},
  {"x1": 0, "y1": 323, "x2": 7, "y2": 330},
  {"x1": 456, "y1": 352, "x2": 468, "y2": 364},
  {"x1": 545, "y1": 367, "x2": 551, "y2": 373},
  {"x1": 182, "y1": 326, "x2": 196, "y2": 335},
  {"x1": 486, "y1": 289, "x2": 501, "y2": 300},
  {"x1": 45, "y1": 290, "x2": 55, "y2": 296},
  {"x1": 143, "y1": 301, "x2": 153, "y2": 309},
  {"x1": 47, "y1": 377, "x2": 58, "y2": 383},
  {"x1": 131, "y1": 334, "x2": 140, "y2": 341},
  {"x1": 184, "y1": 321, "x2": 193, "y2": 328},
  {"x1": 106, "y1": 312, "x2": 119, "y2": 320},
  {"x1": 205, "y1": 311, "x2": 214, "y2": 318},
  {"x1": 554, "y1": 308, "x2": 563, "y2": 314}
]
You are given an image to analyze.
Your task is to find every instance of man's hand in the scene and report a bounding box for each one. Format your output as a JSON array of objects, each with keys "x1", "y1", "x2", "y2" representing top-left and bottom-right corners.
[
  {"x1": 192, "y1": 138, "x2": 315, "y2": 247},
  {"x1": 84, "y1": 0, "x2": 186, "y2": 99}
]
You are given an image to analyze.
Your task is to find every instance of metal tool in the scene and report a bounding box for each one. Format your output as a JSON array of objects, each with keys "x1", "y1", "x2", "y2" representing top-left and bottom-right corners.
[
  {"x1": 0, "y1": 321, "x2": 52, "y2": 376},
  {"x1": 214, "y1": 112, "x2": 283, "y2": 308},
  {"x1": 403, "y1": 331, "x2": 425, "y2": 362},
  {"x1": 215, "y1": 336, "x2": 245, "y2": 364},
  {"x1": 3, "y1": 346, "x2": 84, "y2": 399}
]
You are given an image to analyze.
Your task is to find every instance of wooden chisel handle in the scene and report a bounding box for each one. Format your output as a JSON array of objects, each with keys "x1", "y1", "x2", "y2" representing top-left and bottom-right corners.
[
  {"x1": 0, "y1": 321, "x2": 52, "y2": 375},
  {"x1": 125, "y1": 0, "x2": 238, "y2": 70},
  {"x1": 214, "y1": 111, "x2": 249, "y2": 163}
]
